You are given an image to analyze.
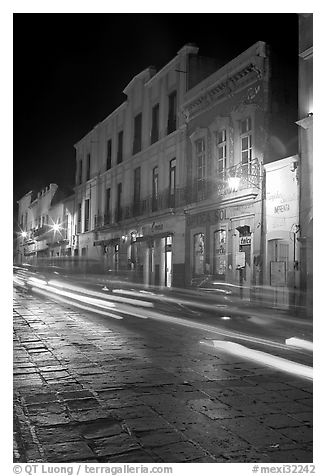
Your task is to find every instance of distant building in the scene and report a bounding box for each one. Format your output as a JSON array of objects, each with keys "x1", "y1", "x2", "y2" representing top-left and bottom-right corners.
[{"x1": 15, "y1": 184, "x2": 74, "y2": 264}]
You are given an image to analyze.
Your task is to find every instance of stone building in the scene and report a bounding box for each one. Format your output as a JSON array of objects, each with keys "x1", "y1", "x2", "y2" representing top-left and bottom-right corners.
[
  {"x1": 182, "y1": 41, "x2": 298, "y2": 300},
  {"x1": 72, "y1": 44, "x2": 221, "y2": 287},
  {"x1": 296, "y1": 13, "x2": 313, "y2": 316}
]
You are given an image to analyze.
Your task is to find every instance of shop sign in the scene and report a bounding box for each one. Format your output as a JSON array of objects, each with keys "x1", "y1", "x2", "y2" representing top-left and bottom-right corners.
[
  {"x1": 187, "y1": 208, "x2": 226, "y2": 227},
  {"x1": 239, "y1": 236, "x2": 251, "y2": 246},
  {"x1": 265, "y1": 157, "x2": 299, "y2": 233}
]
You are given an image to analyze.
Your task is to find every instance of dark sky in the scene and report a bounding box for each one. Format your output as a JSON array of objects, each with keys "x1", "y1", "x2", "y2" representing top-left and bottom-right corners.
[{"x1": 14, "y1": 13, "x2": 299, "y2": 209}]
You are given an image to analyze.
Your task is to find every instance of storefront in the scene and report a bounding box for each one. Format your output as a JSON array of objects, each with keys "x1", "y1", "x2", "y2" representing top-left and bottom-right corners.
[
  {"x1": 264, "y1": 156, "x2": 300, "y2": 309},
  {"x1": 93, "y1": 213, "x2": 185, "y2": 287},
  {"x1": 185, "y1": 202, "x2": 262, "y2": 298}
]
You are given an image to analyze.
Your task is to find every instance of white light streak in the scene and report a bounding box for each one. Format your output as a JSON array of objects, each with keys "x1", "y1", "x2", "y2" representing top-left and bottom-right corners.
[{"x1": 201, "y1": 340, "x2": 313, "y2": 381}]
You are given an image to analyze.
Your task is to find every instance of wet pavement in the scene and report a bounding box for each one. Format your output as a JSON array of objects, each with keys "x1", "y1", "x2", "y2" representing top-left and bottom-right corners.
[{"x1": 13, "y1": 287, "x2": 313, "y2": 463}]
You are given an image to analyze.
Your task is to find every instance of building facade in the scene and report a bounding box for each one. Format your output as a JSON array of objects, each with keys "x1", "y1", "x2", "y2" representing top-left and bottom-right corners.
[
  {"x1": 16, "y1": 184, "x2": 74, "y2": 265},
  {"x1": 182, "y1": 41, "x2": 298, "y2": 302},
  {"x1": 296, "y1": 13, "x2": 313, "y2": 316},
  {"x1": 72, "y1": 44, "x2": 222, "y2": 287}
]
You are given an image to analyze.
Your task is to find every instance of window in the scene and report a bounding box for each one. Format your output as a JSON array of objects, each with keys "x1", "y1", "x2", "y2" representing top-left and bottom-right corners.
[
  {"x1": 86, "y1": 153, "x2": 91, "y2": 181},
  {"x1": 78, "y1": 159, "x2": 83, "y2": 185},
  {"x1": 217, "y1": 129, "x2": 227, "y2": 176},
  {"x1": 133, "y1": 113, "x2": 142, "y2": 154},
  {"x1": 105, "y1": 188, "x2": 111, "y2": 224},
  {"x1": 117, "y1": 183, "x2": 122, "y2": 221},
  {"x1": 133, "y1": 167, "x2": 141, "y2": 215},
  {"x1": 152, "y1": 166, "x2": 159, "y2": 211},
  {"x1": 151, "y1": 103, "x2": 159, "y2": 144},
  {"x1": 106, "y1": 140, "x2": 112, "y2": 170},
  {"x1": 214, "y1": 229, "x2": 227, "y2": 278},
  {"x1": 167, "y1": 90, "x2": 177, "y2": 134},
  {"x1": 169, "y1": 158, "x2": 176, "y2": 207},
  {"x1": 240, "y1": 117, "x2": 253, "y2": 173},
  {"x1": 77, "y1": 203, "x2": 82, "y2": 233},
  {"x1": 196, "y1": 139, "x2": 206, "y2": 200},
  {"x1": 84, "y1": 199, "x2": 90, "y2": 232},
  {"x1": 193, "y1": 233, "x2": 205, "y2": 275},
  {"x1": 117, "y1": 131, "x2": 123, "y2": 164}
]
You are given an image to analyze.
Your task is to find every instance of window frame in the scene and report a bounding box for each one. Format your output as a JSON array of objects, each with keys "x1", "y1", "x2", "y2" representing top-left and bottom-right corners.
[
  {"x1": 133, "y1": 113, "x2": 142, "y2": 155},
  {"x1": 106, "y1": 139, "x2": 112, "y2": 170},
  {"x1": 167, "y1": 90, "x2": 177, "y2": 134},
  {"x1": 151, "y1": 103, "x2": 160, "y2": 144},
  {"x1": 117, "y1": 130, "x2": 123, "y2": 164}
]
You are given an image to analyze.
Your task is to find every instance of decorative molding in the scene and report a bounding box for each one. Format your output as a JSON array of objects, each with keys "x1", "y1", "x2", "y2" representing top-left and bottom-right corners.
[{"x1": 183, "y1": 62, "x2": 263, "y2": 120}]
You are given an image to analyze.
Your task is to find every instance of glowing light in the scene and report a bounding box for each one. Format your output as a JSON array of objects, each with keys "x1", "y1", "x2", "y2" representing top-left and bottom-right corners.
[
  {"x1": 21, "y1": 231, "x2": 27, "y2": 238},
  {"x1": 221, "y1": 316, "x2": 231, "y2": 320},
  {"x1": 228, "y1": 176, "x2": 241, "y2": 191},
  {"x1": 285, "y1": 337, "x2": 313, "y2": 352},
  {"x1": 52, "y1": 223, "x2": 61, "y2": 232}
]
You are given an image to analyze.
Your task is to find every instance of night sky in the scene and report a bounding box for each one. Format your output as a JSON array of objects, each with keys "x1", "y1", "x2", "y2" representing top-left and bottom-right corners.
[{"x1": 14, "y1": 13, "x2": 299, "y2": 213}]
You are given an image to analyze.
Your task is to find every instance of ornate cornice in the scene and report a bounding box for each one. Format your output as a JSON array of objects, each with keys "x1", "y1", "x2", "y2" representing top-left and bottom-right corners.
[{"x1": 183, "y1": 62, "x2": 263, "y2": 121}]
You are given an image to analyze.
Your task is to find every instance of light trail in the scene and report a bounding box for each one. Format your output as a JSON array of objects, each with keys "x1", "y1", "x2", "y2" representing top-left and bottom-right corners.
[
  {"x1": 31, "y1": 287, "x2": 124, "y2": 319},
  {"x1": 200, "y1": 340, "x2": 313, "y2": 381},
  {"x1": 17, "y1": 276, "x2": 309, "y2": 353},
  {"x1": 28, "y1": 280, "x2": 149, "y2": 320},
  {"x1": 15, "y1": 275, "x2": 312, "y2": 379},
  {"x1": 48, "y1": 279, "x2": 153, "y2": 307}
]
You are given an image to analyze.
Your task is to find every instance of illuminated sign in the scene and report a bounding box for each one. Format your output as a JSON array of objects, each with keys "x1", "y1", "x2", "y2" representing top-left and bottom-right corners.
[
  {"x1": 265, "y1": 157, "x2": 299, "y2": 233},
  {"x1": 239, "y1": 236, "x2": 251, "y2": 246}
]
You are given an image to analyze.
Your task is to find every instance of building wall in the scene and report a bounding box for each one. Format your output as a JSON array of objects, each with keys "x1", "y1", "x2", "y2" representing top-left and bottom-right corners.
[
  {"x1": 72, "y1": 44, "x2": 202, "y2": 286},
  {"x1": 182, "y1": 42, "x2": 268, "y2": 292},
  {"x1": 297, "y1": 13, "x2": 313, "y2": 316}
]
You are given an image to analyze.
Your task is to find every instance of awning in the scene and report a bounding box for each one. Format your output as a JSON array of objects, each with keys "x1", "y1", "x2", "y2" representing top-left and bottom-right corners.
[
  {"x1": 136, "y1": 231, "x2": 173, "y2": 243},
  {"x1": 94, "y1": 237, "x2": 120, "y2": 247}
]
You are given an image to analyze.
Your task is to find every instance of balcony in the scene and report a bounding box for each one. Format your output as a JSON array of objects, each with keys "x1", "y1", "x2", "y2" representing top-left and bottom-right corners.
[
  {"x1": 33, "y1": 225, "x2": 48, "y2": 241},
  {"x1": 187, "y1": 159, "x2": 262, "y2": 204},
  {"x1": 105, "y1": 188, "x2": 187, "y2": 224}
]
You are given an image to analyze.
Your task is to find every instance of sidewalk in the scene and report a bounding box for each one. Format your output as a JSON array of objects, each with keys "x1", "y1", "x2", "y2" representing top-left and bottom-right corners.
[{"x1": 13, "y1": 287, "x2": 313, "y2": 464}]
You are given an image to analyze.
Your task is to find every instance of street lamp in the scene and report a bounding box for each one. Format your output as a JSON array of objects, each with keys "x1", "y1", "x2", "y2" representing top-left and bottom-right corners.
[
  {"x1": 227, "y1": 176, "x2": 241, "y2": 192},
  {"x1": 51, "y1": 223, "x2": 61, "y2": 233},
  {"x1": 21, "y1": 231, "x2": 27, "y2": 238}
]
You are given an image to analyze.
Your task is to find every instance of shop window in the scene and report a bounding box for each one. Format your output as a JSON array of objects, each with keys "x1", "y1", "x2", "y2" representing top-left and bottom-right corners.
[
  {"x1": 193, "y1": 233, "x2": 205, "y2": 275},
  {"x1": 214, "y1": 229, "x2": 227, "y2": 278}
]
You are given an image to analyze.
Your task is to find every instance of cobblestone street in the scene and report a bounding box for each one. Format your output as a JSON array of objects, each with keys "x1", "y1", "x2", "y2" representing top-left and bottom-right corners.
[{"x1": 13, "y1": 288, "x2": 313, "y2": 464}]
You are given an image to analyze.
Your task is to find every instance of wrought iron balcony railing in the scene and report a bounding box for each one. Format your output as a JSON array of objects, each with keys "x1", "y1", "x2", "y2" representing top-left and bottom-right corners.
[{"x1": 187, "y1": 159, "x2": 262, "y2": 203}]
